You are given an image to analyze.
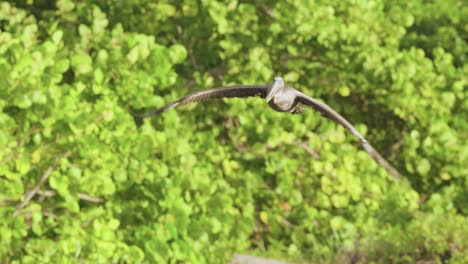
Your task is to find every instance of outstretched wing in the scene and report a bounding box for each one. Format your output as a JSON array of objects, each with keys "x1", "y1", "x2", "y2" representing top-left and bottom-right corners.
[
  {"x1": 295, "y1": 91, "x2": 401, "y2": 180},
  {"x1": 140, "y1": 85, "x2": 269, "y2": 117}
]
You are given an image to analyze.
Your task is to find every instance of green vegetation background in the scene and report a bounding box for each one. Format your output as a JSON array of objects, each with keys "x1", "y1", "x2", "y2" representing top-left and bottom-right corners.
[{"x1": 0, "y1": 0, "x2": 467, "y2": 263}]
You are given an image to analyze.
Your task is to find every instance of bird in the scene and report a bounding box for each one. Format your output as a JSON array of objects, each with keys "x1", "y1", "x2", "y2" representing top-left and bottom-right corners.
[{"x1": 138, "y1": 76, "x2": 402, "y2": 180}]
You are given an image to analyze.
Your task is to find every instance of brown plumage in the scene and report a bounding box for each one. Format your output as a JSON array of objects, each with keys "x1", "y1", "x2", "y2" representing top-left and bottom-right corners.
[
  {"x1": 138, "y1": 77, "x2": 401, "y2": 180},
  {"x1": 139, "y1": 85, "x2": 269, "y2": 117}
]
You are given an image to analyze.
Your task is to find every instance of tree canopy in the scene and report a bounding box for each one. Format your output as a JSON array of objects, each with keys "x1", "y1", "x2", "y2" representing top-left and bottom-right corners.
[{"x1": 1, "y1": 0, "x2": 467, "y2": 262}]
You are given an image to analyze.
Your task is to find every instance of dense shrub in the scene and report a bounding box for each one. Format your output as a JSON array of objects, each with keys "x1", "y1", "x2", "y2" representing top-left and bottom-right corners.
[{"x1": 1, "y1": 0, "x2": 466, "y2": 262}]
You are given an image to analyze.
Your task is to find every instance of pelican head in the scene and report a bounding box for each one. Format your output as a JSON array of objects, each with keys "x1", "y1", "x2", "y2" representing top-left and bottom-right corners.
[{"x1": 266, "y1": 76, "x2": 284, "y2": 102}]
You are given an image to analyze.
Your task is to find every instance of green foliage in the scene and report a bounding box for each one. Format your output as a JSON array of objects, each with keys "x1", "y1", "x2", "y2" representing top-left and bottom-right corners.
[{"x1": 1, "y1": 0, "x2": 467, "y2": 263}]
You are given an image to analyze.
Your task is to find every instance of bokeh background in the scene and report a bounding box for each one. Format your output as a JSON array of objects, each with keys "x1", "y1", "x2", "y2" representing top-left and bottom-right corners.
[{"x1": 0, "y1": 0, "x2": 467, "y2": 262}]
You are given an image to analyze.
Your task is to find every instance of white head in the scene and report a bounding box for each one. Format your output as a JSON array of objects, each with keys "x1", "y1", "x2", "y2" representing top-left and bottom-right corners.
[{"x1": 266, "y1": 76, "x2": 284, "y2": 102}]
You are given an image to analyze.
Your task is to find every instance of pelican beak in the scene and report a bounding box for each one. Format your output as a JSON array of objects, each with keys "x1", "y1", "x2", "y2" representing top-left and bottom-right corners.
[
  {"x1": 266, "y1": 76, "x2": 284, "y2": 102},
  {"x1": 266, "y1": 92, "x2": 274, "y2": 102}
]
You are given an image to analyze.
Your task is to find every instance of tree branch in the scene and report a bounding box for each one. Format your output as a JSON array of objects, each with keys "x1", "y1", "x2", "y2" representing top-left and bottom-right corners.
[
  {"x1": 77, "y1": 193, "x2": 104, "y2": 203},
  {"x1": 294, "y1": 141, "x2": 320, "y2": 159},
  {"x1": 37, "y1": 190, "x2": 104, "y2": 203},
  {"x1": 13, "y1": 151, "x2": 72, "y2": 217}
]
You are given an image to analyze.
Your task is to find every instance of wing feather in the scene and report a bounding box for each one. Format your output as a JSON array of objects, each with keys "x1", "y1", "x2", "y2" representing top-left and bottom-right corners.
[
  {"x1": 296, "y1": 91, "x2": 401, "y2": 180},
  {"x1": 141, "y1": 85, "x2": 268, "y2": 116}
]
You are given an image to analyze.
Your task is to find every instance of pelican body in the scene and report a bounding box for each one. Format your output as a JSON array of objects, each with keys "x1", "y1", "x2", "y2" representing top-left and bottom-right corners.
[
  {"x1": 138, "y1": 77, "x2": 402, "y2": 180},
  {"x1": 267, "y1": 77, "x2": 300, "y2": 113}
]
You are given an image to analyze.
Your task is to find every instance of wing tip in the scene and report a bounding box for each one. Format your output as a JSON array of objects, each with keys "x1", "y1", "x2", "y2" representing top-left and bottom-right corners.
[{"x1": 361, "y1": 141, "x2": 402, "y2": 180}]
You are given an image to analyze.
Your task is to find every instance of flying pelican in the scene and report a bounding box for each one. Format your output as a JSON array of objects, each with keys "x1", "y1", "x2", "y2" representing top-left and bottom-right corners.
[{"x1": 139, "y1": 77, "x2": 401, "y2": 180}]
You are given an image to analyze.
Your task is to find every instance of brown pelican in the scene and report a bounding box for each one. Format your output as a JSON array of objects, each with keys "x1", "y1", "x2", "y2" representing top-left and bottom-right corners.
[{"x1": 139, "y1": 77, "x2": 401, "y2": 180}]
